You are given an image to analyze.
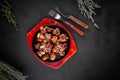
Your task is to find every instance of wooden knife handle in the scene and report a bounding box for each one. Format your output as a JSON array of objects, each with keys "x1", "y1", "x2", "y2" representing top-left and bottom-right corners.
[
  {"x1": 65, "y1": 21, "x2": 84, "y2": 36},
  {"x1": 69, "y1": 15, "x2": 88, "y2": 29}
]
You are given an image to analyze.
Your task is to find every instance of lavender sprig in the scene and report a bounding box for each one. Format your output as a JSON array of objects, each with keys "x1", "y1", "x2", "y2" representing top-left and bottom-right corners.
[{"x1": 77, "y1": 0, "x2": 101, "y2": 29}]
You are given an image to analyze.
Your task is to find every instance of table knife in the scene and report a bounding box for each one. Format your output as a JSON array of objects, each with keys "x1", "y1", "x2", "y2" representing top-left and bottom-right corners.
[{"x1": 55, "y1": 6, "x2": 89, "y2": 29}]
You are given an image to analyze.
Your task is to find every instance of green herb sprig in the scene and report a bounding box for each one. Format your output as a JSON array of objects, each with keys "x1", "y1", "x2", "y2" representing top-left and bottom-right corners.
[
  {"x1": 0, "y1": 0, "x2": 18, "y2": 31},
  {"x1": 0, "y1": 59, "x2": 27, "y2": 80}
]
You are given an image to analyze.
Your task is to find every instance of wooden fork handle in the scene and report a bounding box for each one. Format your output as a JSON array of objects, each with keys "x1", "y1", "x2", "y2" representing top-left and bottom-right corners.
[
  {"x1": 65, "y1": 21, "x2": 84, "y2": 36},
  {"x1": 69, "y1": 15, "x2": 88, "y2": 29}
]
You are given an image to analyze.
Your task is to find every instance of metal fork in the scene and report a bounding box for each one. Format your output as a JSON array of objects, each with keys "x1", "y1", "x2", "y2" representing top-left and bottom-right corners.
[{"x1": 48, "y1": 10, "x2": 84, "y2": 36}]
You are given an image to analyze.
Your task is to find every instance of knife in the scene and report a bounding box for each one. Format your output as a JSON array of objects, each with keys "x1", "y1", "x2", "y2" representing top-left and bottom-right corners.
[
  {"x1": 48, "y1": 10, "x2": 85, "y2": 36},
  {"x1": 55, "y1": 6, "x2": 89, "y2": 29}
]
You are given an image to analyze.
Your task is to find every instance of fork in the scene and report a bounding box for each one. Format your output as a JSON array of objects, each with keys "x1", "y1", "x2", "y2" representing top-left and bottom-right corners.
[{"x1": 48, "y1": 10, "x2": 84, "y2": 36}]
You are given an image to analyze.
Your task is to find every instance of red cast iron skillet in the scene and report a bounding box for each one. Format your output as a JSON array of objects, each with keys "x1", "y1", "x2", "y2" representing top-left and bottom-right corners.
[{"x1": 27, "y1": 18, "x2": 76, "y2": 69}]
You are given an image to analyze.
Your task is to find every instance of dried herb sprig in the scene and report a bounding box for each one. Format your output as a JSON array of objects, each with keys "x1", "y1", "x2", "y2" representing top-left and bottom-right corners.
[
  {"x1": 77, "y1": 0, "x2": 101, "y2": 29},
  {"x1": 0, "y1": 0, "x2": 18, "y2": 31},
  {"x1": 0, "y1": 59, "x2": 28, "y2": 80}
]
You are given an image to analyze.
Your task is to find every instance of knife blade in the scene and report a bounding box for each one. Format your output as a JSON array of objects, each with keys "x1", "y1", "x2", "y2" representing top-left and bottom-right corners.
[{"x1": 55, "y1": 6, "x2": 89, "y2": 29}]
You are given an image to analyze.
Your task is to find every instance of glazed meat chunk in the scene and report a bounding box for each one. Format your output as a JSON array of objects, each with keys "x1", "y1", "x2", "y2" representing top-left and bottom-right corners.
[{"x1": 34, "y1": 25, "x2": 69, "y2": 61}]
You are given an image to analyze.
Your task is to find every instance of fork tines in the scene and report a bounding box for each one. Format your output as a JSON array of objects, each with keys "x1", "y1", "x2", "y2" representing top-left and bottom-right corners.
[{"x1": 48, "y1": 10, "x2": 56, "y2": 17}]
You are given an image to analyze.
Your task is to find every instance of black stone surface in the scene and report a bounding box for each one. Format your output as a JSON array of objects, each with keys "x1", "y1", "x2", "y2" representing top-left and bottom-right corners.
[{"x1": 0, "y1": 0, "x2": 120, "y2": 80}]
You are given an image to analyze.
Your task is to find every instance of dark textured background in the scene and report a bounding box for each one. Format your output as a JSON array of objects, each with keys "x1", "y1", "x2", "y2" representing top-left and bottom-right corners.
[{"x1": 0, "y1": 0, "x2": 120, "y2": 80}]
